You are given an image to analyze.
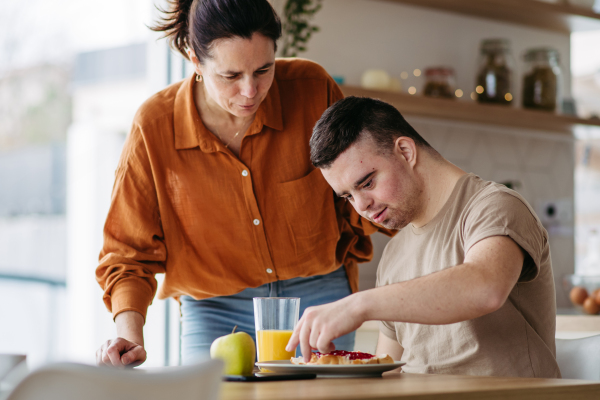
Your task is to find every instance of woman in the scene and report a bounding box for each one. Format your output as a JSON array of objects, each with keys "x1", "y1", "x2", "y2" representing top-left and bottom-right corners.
[{"x1": 95, "y1": 0, "x2": 388, "y2": 367}]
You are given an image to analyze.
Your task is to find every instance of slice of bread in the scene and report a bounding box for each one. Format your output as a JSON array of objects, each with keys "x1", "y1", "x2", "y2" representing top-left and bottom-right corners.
[{"x1": 291, "y1": 351, "x2": 393, "y2": 365}]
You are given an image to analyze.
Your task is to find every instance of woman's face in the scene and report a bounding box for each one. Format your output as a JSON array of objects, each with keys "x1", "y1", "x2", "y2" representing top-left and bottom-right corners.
[{"x1": 194, "y1": 33, "x2": 276, "y2": 118}]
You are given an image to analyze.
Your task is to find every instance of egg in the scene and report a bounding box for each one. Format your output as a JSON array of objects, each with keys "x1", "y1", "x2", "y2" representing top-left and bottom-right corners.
[
  {"x1": 594, "y1": 289, "x2": 600, "y2": 306},
  {"x1": 583, "y1": 297, "x2": 600, "y2": 315},
  {"x1": 570, "y1": 286, "x2": 588, "y2": 306}
]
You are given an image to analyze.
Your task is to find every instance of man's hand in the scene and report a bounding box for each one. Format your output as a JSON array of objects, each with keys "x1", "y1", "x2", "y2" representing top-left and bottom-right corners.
[
  {"x1": 286, "y1": 294, "x2": 366, "y2": 363},
  {"x1": 96, "y1": 310, "x2": 146, "y2": 368},
  {"x1": 96, "y1": 337, "x2": 147, "y2": 368}
]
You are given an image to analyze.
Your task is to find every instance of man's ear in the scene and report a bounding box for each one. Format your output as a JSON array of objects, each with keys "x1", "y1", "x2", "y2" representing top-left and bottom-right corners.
[{"x1": 394, "y1": 137, "x2": 418, "y2": 169}]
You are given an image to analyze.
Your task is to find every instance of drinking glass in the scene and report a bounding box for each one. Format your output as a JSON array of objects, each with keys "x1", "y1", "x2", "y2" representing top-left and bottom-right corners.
[{"x1": 253, "y1": 297, "x2": 300, "y2": 362}]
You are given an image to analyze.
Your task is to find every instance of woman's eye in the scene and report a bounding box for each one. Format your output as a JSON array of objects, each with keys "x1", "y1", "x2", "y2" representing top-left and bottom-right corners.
[
  {"x1": 224, "y1": 75, "x2": 238, "y2": 80},
  {"x1": 364, "y1": 180, "x2": 373, "y2": 188},
  {"x1": 256, "y1": 69, "x2": 269, "y2": 75}
]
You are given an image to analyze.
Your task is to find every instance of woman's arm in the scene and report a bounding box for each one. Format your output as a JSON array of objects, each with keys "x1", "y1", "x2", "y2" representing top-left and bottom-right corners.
[
  {"x1": 96, "y1": 311, "x2": 146, "y2": 367},
  {"x1": 95, "y1": 122, "x2": 167, "y2": 366}
]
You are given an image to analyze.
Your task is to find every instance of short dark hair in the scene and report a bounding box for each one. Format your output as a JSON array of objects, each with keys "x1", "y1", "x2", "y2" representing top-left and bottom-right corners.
[
  {"x1": 310, "y1": 96, "x2": 433, "y2": 168},
  {"x1": 152, "y1": 0, "x2": 282, "y2": 61}
]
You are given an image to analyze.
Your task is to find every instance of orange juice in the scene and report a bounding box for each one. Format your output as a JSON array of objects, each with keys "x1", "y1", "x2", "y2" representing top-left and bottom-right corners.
[{"x1": 256, "y1": 329, "x2": 295, "y2": 362}]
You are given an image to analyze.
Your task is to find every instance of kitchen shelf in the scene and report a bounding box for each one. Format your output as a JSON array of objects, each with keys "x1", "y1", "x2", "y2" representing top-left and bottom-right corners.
[
  {"x1": 341, "y1": 85, "x2": 600, "y2": 134},
  {"x1": 377, "y1": 0, "x2": 600, "y2": 33}
]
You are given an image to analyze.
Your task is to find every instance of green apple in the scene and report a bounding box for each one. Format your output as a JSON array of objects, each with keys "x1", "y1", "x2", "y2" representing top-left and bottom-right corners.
[{"x1": 210, "y1": 326, "x2": 256, "y2": 376}]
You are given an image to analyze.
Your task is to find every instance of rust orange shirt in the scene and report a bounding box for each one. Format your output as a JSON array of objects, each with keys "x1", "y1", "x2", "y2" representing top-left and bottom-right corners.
[{"x1": 97, "y1": 58, "x2": 388, "y2": 320}]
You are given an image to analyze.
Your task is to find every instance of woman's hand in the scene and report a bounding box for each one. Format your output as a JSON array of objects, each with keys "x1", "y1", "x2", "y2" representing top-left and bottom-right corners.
[
  {"x1": 96, "y1": 311, "x2": 146, "y2": 368},
  {"x1": 96, "y1": 337, "x2": 147, "y2": 368}
]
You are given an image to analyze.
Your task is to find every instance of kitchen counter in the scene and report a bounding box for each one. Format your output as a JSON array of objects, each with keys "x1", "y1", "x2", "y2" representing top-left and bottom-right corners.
[
  {"x1": 556, "y1": 313, "x2": 600, "y2": 338},
  {"x1": 220, "y1": 370, "x2": 600, "y2": 400}
]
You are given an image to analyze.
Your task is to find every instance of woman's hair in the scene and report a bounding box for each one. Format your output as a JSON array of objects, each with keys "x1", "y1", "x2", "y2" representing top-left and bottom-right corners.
[{"x1": 151, "y1": 0, "x2": 282, "y2": 62}]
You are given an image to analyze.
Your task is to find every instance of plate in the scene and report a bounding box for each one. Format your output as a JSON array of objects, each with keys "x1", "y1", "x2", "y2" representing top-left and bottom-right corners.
[{"x1": 255, "y1": 360, "x2": 405, "y2": 377}]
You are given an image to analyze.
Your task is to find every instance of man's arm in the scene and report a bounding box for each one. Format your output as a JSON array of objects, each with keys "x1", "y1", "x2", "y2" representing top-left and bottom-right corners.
[
  {"x1": 287, "y1": 235, "x2": 524, "y2": 360},
  {"x1": 376, "y1": 331, "x2": 404, "y2": 361}
]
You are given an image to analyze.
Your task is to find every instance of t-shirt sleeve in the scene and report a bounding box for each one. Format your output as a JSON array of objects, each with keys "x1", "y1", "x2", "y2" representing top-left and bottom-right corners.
[
  {"x1": 462, "y1": 189, "x2": 548, "y2": 283},
  {"x1": 379, "y1": 321, "x2": 397, "y2": 340}
]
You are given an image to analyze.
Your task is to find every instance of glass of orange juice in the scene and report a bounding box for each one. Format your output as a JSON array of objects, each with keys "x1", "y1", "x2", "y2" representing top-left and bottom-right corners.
[{"x1": 253, "y1": 297, "x2": 300, "y2": 363}]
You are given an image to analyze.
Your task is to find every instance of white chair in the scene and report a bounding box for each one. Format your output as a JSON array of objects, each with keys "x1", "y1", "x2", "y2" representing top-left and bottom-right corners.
[
  {"x1": 0, "y1": 355, "x2": 26, "y2": 382},
  {"x1": 556, "y1": 334, "x2": 600, "y2": 380},
  {"x1": 6, "y1": 359, "x2": 223, "y2": 400},
  {"x1": 0, "y1": 354, "x2": 28, "y2": 400}
]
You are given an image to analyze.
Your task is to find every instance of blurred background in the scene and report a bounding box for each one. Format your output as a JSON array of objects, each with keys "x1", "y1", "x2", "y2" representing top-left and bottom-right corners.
[{"x1": 1, "y1": 0, "x2": 600, "y2": 368}]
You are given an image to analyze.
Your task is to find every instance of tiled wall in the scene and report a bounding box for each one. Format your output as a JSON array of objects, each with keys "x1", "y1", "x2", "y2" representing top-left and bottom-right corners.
[{"x1": 359, "y1": 117, "x2": 575, "y2": 308}]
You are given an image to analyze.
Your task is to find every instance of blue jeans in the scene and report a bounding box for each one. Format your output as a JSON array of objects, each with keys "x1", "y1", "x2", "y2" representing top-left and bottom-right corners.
[{"x1": 180, "y1": 266, "x2": 355, "y2": 365}]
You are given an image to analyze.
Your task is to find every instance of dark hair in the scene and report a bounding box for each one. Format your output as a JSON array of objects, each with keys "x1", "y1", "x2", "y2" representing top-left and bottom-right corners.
[
  {"x1": 151, "y1": 0, "x2": 282, "y2": 61},
  {"x1": 310, "y1": 96, "x2": 434, "y2": 168}
]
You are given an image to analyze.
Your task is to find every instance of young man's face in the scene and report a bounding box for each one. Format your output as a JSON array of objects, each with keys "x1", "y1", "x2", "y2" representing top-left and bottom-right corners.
[{"x1": 321, "y1": 136, "x2": 423, "y2": 230}]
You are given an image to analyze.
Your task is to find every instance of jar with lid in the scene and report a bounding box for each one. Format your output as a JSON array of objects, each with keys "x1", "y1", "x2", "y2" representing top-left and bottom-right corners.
[
  {"x1": 476, "y1": 39, "x2": 514, "y2": 105},
  {"x1": 522, "y1": 48, "x2": 561, "y2": 112},
  {"x1": 423, "y1": 67, "x2": 456, "y2": 99}
]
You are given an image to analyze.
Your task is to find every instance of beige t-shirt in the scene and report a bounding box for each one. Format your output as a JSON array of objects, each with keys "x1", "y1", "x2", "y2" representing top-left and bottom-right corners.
[{"x1": 376, "y1": 173, "x2": 559, "y2": 378}]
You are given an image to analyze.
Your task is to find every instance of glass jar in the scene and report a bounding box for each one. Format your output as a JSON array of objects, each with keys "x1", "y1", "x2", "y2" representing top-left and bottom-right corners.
[
  {"x1": 423, "y1": 67, "x2": 456, "y2": 99},
  {"x1": 476, "y1": 39, "x2": 514, "y2": 105},
  {"x1": 522, "y1": 48, "x2": 561, "y2": 112}
]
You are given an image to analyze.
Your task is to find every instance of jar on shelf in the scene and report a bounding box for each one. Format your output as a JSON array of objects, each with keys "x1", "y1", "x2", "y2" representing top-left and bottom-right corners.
[
  {"x1": 522, "y1": 47, "x2": 561, "y2": 112},
  {"x1": 475, "y1": 38, "x2": 514, "y2": 105},
  {"x1": 423, "y1": 67, "x2": 456, "y2": 99}
]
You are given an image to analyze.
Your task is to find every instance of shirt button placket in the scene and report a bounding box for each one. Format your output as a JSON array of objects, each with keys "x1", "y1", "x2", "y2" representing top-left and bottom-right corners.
[{"x1": 241, "y1": 165, "x2": 275, "y2": 278}]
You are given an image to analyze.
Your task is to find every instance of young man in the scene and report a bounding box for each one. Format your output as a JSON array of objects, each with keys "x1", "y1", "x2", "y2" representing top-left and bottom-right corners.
[{"x1": 286, "y1": 97, "x2": 560, "y2": 378}]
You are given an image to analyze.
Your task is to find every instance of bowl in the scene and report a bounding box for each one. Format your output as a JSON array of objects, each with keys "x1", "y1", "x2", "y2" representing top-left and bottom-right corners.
[{"x1": 563, "y1": 274, "x2": 600, "y2": 293}]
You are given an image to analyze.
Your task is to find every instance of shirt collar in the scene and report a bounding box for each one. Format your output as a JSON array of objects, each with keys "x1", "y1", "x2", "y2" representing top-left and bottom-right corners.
[{"x1": 173, "y1": 75, "x2": 283, "y2": 152}]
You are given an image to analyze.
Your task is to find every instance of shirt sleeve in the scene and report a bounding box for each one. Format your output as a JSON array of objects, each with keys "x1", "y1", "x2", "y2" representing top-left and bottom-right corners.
[
  {"x1": 96, "y1": 122, "x2": 167, "y2": 321},
  {"x1": 462, "y1": 189, "x2": 548, "y2": 283},
  {"x1": 379, "y1": 321, "x2": 397, "y2": 340}
]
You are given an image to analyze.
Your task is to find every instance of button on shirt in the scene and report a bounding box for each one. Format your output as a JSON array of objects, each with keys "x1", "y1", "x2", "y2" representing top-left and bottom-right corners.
[{"x1": 96, "y1": 59, "x2": 390, "y2": 320}]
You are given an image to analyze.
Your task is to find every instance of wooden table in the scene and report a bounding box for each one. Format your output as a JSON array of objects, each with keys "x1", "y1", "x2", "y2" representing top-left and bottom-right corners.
[{"x1": 220, "y1": 370, "x2": 600, "y2": 400}]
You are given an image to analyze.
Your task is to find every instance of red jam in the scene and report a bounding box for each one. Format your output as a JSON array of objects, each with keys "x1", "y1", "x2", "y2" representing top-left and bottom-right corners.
[{"x1": 315, "y1": 350, "x2": 375, "y2": 360}]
